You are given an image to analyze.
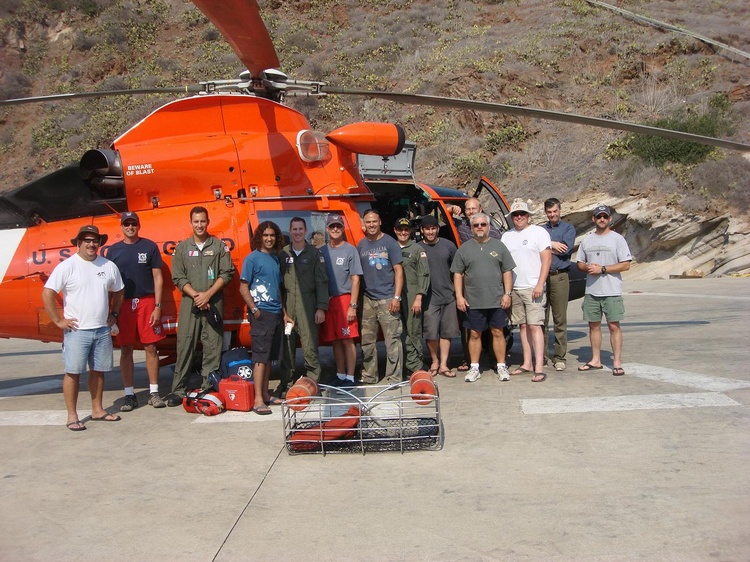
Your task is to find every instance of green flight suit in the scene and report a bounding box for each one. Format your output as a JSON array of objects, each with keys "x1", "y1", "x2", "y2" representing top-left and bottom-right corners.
[
  {"x1": 399, "y1": 239, "x2": 430, "y2": 375},
  {"x1": 171, "y1": 235, "x2": 235, "y2": 395},
  {"x1": 279, "y1": 243, "x2": 329, "y2": 384}
]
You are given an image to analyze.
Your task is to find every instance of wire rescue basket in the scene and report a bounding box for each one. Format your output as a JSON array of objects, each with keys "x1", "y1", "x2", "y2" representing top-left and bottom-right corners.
[{"x1": 282, "y1": 374, "x2": 442, "y2": 455}]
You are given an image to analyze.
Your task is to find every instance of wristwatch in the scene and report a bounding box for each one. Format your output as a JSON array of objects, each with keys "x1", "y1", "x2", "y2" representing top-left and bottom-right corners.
[
  {"x1": 393, "y1": 295, "x2": 402, "y2": 301},
  {"x1": 250, "y1": 307, "x2": 259, "y2": 315},
  {"x1": 504, "y1": 292, "x2": 512, "y2": 296},
  {"x1": 349, "y1": 302, "x2": 358, "y2": 309},
  {"x1": 154, "y1": 303, "x2": 162, "y2": 309},
  {"x1": 111, "y1": 311, "x2": 119, "y2": 318},
  {"x1": 601, "y1": 266, "x2": 608, "y2": 274}
]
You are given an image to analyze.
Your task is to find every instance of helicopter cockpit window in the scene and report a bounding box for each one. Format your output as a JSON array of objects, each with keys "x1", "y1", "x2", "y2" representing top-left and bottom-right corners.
[{"x1": 254, "y1": 210, "x2": 347, "y2": 245}]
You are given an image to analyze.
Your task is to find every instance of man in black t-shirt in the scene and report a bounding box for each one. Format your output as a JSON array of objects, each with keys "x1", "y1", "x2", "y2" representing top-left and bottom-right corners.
[{"x1": 419, "y1": 216, "x2": 460, "y2": 378}]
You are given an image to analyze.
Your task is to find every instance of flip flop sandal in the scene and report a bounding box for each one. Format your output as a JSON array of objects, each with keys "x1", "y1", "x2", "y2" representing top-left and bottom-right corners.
[
  {"x1": 456, "y1": 363, "x2": 470, "y2": 372},
  {"x1": 90, "y1": 413, "x2": 121, "y2": 422},
  {"x1": 439, "y1": 369, "x2": 456, "y2": 378},
  {"x1": 254, "y1": 406, "x2": 273, "y2": 415},
  {"x1": 510, "y1": 367, "x2": 531, "y2": 375},
  {"x1": 428, "y1": 366, "x2": 439, "y2": 377},
  {"x1": 264, "y1": 397, "x2": 284, "y2": 406},
  {"x1": 532, "y1": 372, "x2": 547, "y2": 382},
  {"x1": 578, "y1": 363, "x2": 604, "y2": 372},
  {"x1": 66, "y1": 421, "x2": 86, "y2": 431},
  {"x1": 612, "y1": 367, "x2": 625, "y2": 376}
]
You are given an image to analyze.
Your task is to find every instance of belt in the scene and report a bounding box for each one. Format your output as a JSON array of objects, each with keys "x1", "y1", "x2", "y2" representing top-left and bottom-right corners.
[{"x1": 549, "y1": 268, "x2": 570, "y2": 276}]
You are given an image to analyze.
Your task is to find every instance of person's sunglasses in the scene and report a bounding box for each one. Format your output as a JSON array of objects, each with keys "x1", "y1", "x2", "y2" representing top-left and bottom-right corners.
[
  {"x1": 123, "y1": 221, "x2": 138, "y2": 227},
  {"x1": 595, "y1": 214, "x2": 610, "y2": 219},
  {"x1": 327, "y1": 224, "x2": 343, "y2": 229},
  {"x1": 81, "y1": 238, "x2": 100, "y2": 245},
  {"x1": 511, "y1": 213, "x2": 528, "y2": 218},
  {"x1": 472, "y1": 222, "x2": 488, "y2": 227}
]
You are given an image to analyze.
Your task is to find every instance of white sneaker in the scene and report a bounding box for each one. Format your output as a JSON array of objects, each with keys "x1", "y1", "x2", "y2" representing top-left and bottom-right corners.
[
  {"x1": 554, "y1": 361, "x2": 566, "y2": 371},
  {"x1": 497, "y1": 364, "x2": 510, "y2": 381},
  {"x1": 464, "y1": 367, "x2": 481, "y2": 383}
]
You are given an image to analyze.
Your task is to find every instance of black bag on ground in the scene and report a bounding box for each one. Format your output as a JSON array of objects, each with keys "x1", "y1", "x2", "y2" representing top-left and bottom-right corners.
[{"x1": 219, "y1": 347, "x2": 254, "y2": 380}]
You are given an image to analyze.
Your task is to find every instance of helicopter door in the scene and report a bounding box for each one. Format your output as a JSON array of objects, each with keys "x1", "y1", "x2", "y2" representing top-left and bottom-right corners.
[{"x1": 469, "y1": 176, "x2": 511, "y2": 234}]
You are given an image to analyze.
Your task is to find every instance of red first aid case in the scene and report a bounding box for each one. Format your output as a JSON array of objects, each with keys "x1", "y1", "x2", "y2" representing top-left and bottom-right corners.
[{"x1": 219, "y1": 375, "x2": 255, "y2": 412}]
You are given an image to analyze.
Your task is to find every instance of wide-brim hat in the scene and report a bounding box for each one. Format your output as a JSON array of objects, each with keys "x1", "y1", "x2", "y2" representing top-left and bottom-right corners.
[{"x1": 71, "y1": 224, "x2": 108, "y2": 246}]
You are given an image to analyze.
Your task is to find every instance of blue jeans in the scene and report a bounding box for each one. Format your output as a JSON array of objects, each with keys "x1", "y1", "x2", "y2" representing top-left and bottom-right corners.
[{"x1": 62, "y1": 327, "x2": 113, "y2": 374}]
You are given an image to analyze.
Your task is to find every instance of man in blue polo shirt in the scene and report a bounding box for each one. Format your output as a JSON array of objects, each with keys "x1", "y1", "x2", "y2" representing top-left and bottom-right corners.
[{"x1": 541, "y1": 198, "x2": 576, "y2": 371}]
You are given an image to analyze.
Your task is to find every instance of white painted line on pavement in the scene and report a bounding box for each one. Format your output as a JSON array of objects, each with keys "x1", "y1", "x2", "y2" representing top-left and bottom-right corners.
[
  {"x1": 192, "y1": 409, "x2": 280, "y2": 423},
  {"x1": 0, "y1": 410, "x2": 90, "y2": 426},
  {"x1": 626, "y1": 291, "x2": 750, "y2": 301},
  {"x1": 0, "y1": 379, "x2": 62, "y2": 398},
  {"x1": 626, "y1": 363, "x2": 750, "y2": 392},
  {"x1": 521, "y1": 392, "x2": 739, "y2": 415}
]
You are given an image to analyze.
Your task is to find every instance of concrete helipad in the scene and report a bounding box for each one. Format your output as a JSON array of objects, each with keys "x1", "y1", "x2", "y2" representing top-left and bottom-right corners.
[{"x1": 1, "y1": 278, "x2": 748, "y2": 561}]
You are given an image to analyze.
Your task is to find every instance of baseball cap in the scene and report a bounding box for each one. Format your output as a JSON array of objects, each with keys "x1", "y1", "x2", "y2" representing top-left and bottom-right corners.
[
  {"x1": 506, "y1": 199, "x2": 531, "y2": 216},
  {"x1": 592, "y1": 204, "x2": 612, "y2": 217},
  {"x1": 70, "y1": 224, "x2": 108, "y2": 246},
  {"x1": 420, "y1": 215, "x2": 438, "y2": 227},
  {"x1": 395, "y1": 217, "x2": 412, "y2": 229},
  {"x1": 121, "y1": 211, "x2": 140, "y2": 224},
  {"x1": 326, "y1": 214, "x2": 344, "y2": 227}
]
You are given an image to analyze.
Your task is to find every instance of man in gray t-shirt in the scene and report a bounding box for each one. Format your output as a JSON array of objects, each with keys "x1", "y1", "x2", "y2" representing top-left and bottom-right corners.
[
  {"x1": 575, "y1": 204, "x2": 632, "y2": 376},
  {"x1": 319, "y1": 214, "x2": 363, "y2": 385},
  {"x1": 451, "y1": 213, "x2": 515, "y2": 383},
  {"x1": 357, "y1": 209, "x2": 404, "y2": 384}
]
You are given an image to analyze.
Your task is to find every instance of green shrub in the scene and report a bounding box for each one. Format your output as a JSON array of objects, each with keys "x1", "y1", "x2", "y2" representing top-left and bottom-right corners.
[
  {"x1": 628, "y1": 108, "x2": 731, "y2": 166},
  {"x1": 484, "y1": 125, "x2": 529, "y2": 152}
]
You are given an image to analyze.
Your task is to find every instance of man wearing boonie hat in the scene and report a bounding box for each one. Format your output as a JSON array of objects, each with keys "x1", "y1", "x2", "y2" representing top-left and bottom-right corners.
[
  {"x1": 319, "y1": 213, "x2": 363, "y2": 386},
  {"x1": 106, "y1": 211, "x2": 167, "y2": 410},
  {"x1": 502, "y1": 199, "x2": 552, "y2": 382},
  {"x1": 575, "y1": 204, "x2": 632, "y2": 376},
  {"x1": 42, "y1": 224, "x2": 125, "y2": 431},
  {"x1": 393, "y1": 217, "x2": 430, "y2": 379}
]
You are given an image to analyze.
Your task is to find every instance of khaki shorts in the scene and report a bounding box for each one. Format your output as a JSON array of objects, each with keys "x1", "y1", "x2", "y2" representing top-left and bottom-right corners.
[
  {"x1": 510, "y1": 288, "x2": 546, "y2": 326},
  {"x1": 582, "y1": 294, "x2": 625, "y2": 323}
]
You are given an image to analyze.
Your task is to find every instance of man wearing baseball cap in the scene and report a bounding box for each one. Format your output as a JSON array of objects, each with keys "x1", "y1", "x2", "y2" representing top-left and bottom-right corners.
[
  {"x1": 319, "y1": 213, "x2": 363, "y2": 386},
  {"x1": 575, "y1": 204, "x2": 632, "y2": 376},
  {"x1": 393, "y1": 217, "x2": 430, "y2": 379},
  {"x1": 106, "y1": 212, "x2": 167, "y2": 410},
  {"x1": 42, "y1": 225, "x2": 125, "y2": 430}
]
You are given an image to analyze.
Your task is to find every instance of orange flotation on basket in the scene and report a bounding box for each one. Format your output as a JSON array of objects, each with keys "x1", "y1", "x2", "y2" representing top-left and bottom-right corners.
[
  {"x1": 289, "y1": 405, "x2": 361, "y2": 451},
  {"x1": 409, "y1": 370, "x2": 438, "y2": 405},
  {"x1": 285, "y1": 376, "x2": 319, "y2": 411}
]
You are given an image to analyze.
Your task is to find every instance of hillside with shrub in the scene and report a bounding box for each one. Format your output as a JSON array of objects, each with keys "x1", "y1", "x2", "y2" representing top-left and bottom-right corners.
[{"x1": 1, "y1": 0, "x2": 749, "y2": 275}]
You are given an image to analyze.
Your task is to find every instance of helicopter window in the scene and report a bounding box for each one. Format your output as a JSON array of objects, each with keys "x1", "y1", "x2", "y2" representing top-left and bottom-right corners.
[{"x1": 255, "y1": 210, "x2": 348, "y2": 245}]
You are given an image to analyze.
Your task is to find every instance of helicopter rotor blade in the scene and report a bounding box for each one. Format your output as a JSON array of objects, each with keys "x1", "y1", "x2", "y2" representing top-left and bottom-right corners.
[
  {"x1": 322, "y1": 87, "x2": 750, "y2": 153},
  {"x1": 0, "y1": 86, "x2": 206, "y2": 107},
  {"x1": 191, "y1": 0, "x2": 280, "y2": 79}
]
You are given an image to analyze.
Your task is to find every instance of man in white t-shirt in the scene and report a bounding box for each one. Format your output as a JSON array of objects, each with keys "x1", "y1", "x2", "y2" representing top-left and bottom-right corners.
[
  {"x1": 501, "y1": 200, "x2": 552, "y2": 382},
  {"x1": 42, "y1": 225, "x2": 125, "y2": 431}
]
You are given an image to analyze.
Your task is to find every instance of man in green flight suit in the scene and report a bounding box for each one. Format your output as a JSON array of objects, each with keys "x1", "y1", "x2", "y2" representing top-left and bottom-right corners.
[
  {"x1": 394, "y1": 217, "x2": 430, "y2": 378},
  {"x1": 168, "y1": 206, "x2": 235, "y2": 406},
  {"x1": 279, "y1": 217, "x2": 329, "y2": 391}
]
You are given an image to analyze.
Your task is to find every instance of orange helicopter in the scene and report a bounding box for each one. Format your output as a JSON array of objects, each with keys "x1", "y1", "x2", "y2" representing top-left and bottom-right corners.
[{"x1": 1, "y1": 0, "x2": 748, "y2": 363}]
